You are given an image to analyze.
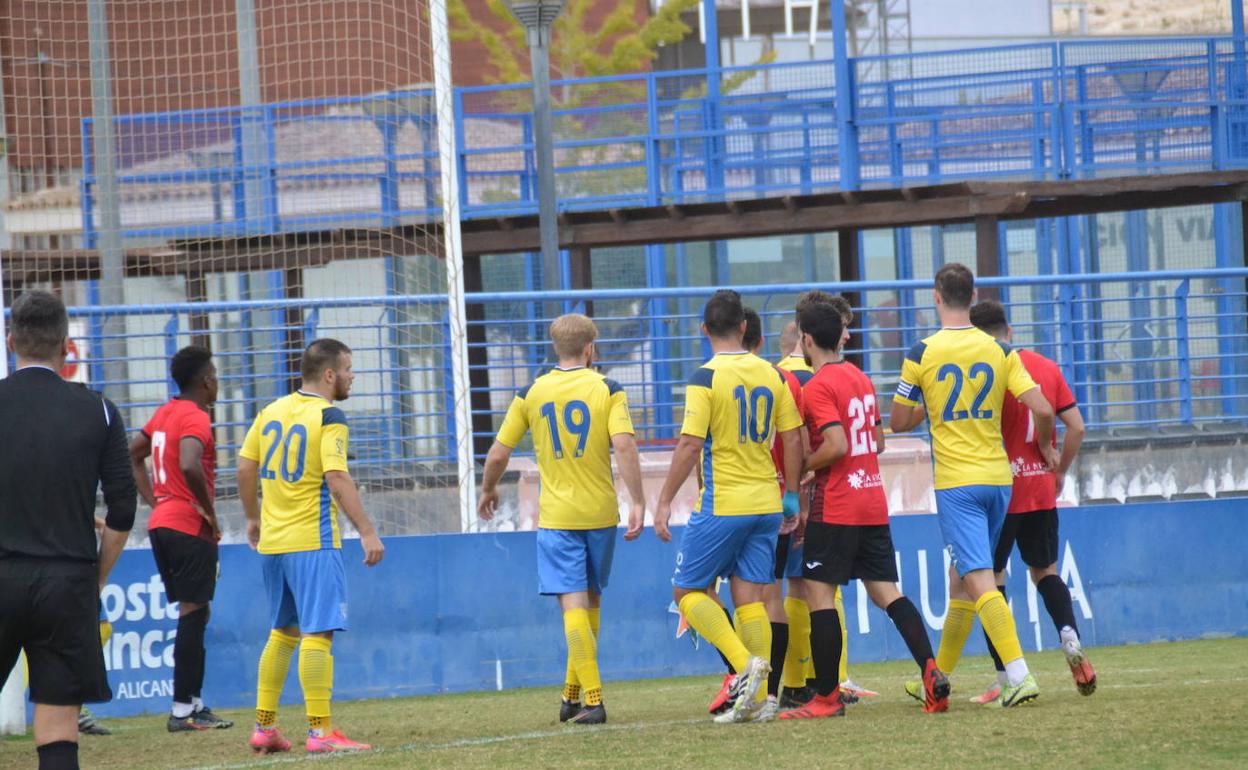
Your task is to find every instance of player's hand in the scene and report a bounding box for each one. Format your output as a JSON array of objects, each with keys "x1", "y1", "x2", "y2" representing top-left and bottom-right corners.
[
  {"x1": 779, "y1": 515, "x2": 798, "y2": 536},
  {"x1": 246, "y1": 520, "x2": 261, "y2": 551},
  {"x1": 360, "y1": 532, "x2": 385, "y2": 566},
  {"x1": 624, "y1": 499, "x2": 645, "y2": 541},
  {"x1": 477, "y1": 489, "x2": 499, "y2": 521},
  {"x1": 1055, "y1": 471, "x2": 1067, "y2": 498},
  {"x1": 794, "y1": 508, "x2": 809, "y2": 547},
  {"x1": 800, "y1": 470, "x2": 816, "y2": 487},
  {"x1": 653, "y1": 502, "x2": 672, "y2": 542},
  {"x1": 94, "y1": 516, "x2": 107, "y2": 537},
  {"x1": 1040, "y1": 444, "x2": 1060, "y2": 472}
]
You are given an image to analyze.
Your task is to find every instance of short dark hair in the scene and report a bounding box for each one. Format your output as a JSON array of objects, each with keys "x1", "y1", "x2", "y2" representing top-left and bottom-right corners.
[
  {"x1": 742, "y1": 307, "x2": 762, "y2": 350},
  {"x1": 300, "y1": 338, "x2": 352, "y2": 381},
  {"x1": 826, "y1": 295, "x2": 854, "y2": 326},
  {"x1": 10, "y1": 290, "x2": 68, "y2": 361},
  {"x1": 795, "y1": 289, "x2": 835, "y2": 317},
  {"x1": 703, "y1": 289, "x2": 745, "y2": 338},
  {"x1": 970, "y1": 300, "x2": 1010, "y2": 338},
  {"x1": 797, "y1": 301, "x2": 844, "y2": 352},
  {"x1": 170, "y1": 346, "x2": 213, "y2": 392},
  {"x1": 935, "y1": 263, "x2": 975, "y2": 310}
]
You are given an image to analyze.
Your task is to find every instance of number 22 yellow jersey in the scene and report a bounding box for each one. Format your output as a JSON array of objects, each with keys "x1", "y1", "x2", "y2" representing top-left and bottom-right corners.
[
  {"x1": 893, "y1": 326, "x2": 1039, "y2": 489},
  {"x1": 681, "y1": 352, "x2": 803, "y2": 516},
  {"x1": 239, "y1": 391, "x2": 350, "y2": 554},
  {"x1": 496, "y1": 367, "x2": 635, "y2": 530}
]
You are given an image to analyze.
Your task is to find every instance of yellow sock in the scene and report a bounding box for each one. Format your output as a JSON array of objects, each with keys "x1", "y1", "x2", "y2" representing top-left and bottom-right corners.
[
  {"x1": 99, "y1": 621, "x2": 113, "y2": 647},
  {"x1": 563, "y1": 606, "x2": 601, "y2": 701},
  {"x1": 679, "y1": 592, "x2": 751, "y2": 674},
  {"x1": 734, "y1": 602, "x2": 772, "y2": 702},
  {"x1": 782, "y1": 597, "x2": 811, "y2": 689},
  {"x1": 256, "y1": 629, "x2": 298, "y2": 727},
  {"x1": 976, "y1": 591, "x2": 1024, "y2": 665},
  {"x1": 299, "y1": 636, "x2": 333, "y2": 734},
  {"x1": 588, "y1": 607, "x2": 600, "y2": 638},
  {"x1": 835, "y1": 587, "x2": 849, "y2": 683},
  {"x1": 936, "y1": 599, "x2": 977, "y2": 674},
  {"x1": 564, "y1": 608, "x2": 602, "y2": 706}
]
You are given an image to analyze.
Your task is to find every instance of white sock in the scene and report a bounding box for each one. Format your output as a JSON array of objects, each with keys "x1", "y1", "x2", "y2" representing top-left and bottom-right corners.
[
  {"x1": 172, "y1": 702, "x2": 194, "y2": 718},
  {"x1": 996, "y1": 670, "x2": 1009, "y2": 686},
  {"x1": 1059, "y1": 626, "x2": 1080, "y2": 647},
  {"x1": 192, "y1": 696, "x2": 204, "y2": 712},
  {"x1": 1004, "y1": 658, "x2": 1030, "y2": 687}
]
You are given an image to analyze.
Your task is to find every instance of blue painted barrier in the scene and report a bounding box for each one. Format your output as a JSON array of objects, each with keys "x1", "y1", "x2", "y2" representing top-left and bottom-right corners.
[{"x1": 85, "y1": 498, "x2": 1248, "y2": 718}]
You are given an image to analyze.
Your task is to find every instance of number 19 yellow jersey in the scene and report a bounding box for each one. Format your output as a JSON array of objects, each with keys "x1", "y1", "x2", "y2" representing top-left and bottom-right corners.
[
  {"x1": 496, "y1": 367, "x2": 635, "y2": 530},
  {"x1": 893, "y1": 327, "x2": 1038, "y2": 489},
  {"x1": 681, "y1": 352, "x2": 803, "y2": 516}
]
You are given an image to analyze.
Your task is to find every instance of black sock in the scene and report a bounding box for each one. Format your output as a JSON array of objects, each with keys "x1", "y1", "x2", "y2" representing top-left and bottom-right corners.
[
  {"x1": 37, "y1": 741, "x2": 78, "y2": 770},
  {"x1": 809, "y1": 609, "x2": 842, "y2": 697},
  {"x1": 1036, "y1": 575, "x2": 1078, "y2": 636},
  {"x1": 885, "y1": 596, "x2": 935, "y2": 670},
  {"x1": 174, "y1": 607, "x2": 208, "y2": 706},
  {"x1": 984, "y1": 585, "x2": 1007, "y2": 672},
  {"x1": 768, "y1": 622, "x2": 789, "y2": 696},
  {"x1": 717, "y1": 606, "x2": 736, "y2": 674}
]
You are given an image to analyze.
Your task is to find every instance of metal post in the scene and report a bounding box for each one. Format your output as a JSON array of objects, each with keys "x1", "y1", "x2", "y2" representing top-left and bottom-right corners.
[
  {"x1": 236, "y1": 0, "x2": 268, "y2": 232},
  {"x1": 87, "y1": 0, "x2": 127, "y2": 396},
  {"x1": 433, "y1": 0, "x2": 478, "y2": 530},
  {"x1": 831, "y1": 0, "x2": 860, "y2": 191},
  {"x1": 509, "y1": 0, "x2": 565, "y2": 324}
]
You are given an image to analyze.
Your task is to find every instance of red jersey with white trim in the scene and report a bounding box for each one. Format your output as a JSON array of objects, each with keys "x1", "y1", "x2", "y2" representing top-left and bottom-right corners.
[
  {"x1": 803, "y1": 361, "x2": 888, "y2": 526},
  {"x1": 770, "y1": 364, "x2": 804, "y2": 491},
  {"x1": 143, "y1": 398, "x2": 216, "y2": 540},
  {"x1": 1003, "y1": 349, "x2": 1076, "y2": 514}
]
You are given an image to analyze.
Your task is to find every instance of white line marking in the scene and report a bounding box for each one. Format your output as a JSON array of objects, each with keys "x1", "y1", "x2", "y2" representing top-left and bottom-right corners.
[{"x1": 188, "y1": 717, "x2": 707, "y2": 770}]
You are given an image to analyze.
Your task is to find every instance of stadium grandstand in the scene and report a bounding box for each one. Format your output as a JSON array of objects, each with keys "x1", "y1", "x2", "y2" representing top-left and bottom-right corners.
[{"x1": 1, "y1": 0, "x2": 1246, "y2": 765}]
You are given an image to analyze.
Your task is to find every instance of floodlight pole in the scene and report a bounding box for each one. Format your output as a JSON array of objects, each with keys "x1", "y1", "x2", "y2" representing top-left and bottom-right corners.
[{"x1": 510, "y1": 0, "x2": 564, "y2": 324}]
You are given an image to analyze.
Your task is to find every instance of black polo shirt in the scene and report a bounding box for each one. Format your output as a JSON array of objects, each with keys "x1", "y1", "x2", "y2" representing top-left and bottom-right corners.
[{"x1": 0, "y1": 366, "x2": 136, "y2": 563}]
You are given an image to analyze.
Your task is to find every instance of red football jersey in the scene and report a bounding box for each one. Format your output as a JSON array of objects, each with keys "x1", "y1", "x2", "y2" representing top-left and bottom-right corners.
[
  {"x1": 143, "y1": 398, "x2": 216, "y2": 540},
  {"x1": 770, "y1": 365, "x2": 804, "y2": 490},
  {"x1": 803, "y1": 361, "x2": 888, "y2": 526},
  {"x1": 1002, "y1": 349, "x2": 1077, "y2": 514}
]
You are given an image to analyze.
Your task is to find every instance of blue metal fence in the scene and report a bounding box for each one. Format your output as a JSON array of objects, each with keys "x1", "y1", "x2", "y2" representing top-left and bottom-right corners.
[
  {"x1": 12, "y1": 270, "x2": 1244, "y2": 483},
  {"x1": 78, "y1": 36, "x2": 1248, "y2": 243}
]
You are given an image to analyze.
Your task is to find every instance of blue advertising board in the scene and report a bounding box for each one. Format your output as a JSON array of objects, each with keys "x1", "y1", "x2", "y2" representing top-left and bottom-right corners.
[{"x1": 84, "y1": 498, "x2": 1248, "y2": 717}]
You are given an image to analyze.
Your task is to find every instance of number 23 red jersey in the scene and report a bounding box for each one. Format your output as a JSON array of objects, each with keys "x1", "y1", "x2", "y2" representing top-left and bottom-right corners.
[
  {"x1": 803, "y1": 361, "x2": 888, "y2": 526},
  {"x1": 143, "y1": 398, "x2": 216, "y2": 540}
]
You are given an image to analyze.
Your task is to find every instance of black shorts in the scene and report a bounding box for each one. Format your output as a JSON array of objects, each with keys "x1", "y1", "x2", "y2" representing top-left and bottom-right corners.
[
  {"x1": 0, "y1": 559, "x2": 112, "y2": 705},
  {"x1": 993, "y1": 508, "x2": 1059, "y2": 572},
  {"x1": 802, "y1": 522, "x2": 899, "y2": 586},
  {"x1": 773, "y1": 533, "x2": 791, "y2": 580},
  {"x1": 150, "y1": 527, "x2": 218, "y2": 604}
]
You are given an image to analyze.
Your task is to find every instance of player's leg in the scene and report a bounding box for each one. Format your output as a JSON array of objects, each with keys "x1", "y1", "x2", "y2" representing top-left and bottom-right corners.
[
  {"x1": 672, "y1": 514, "x2": 755, "y2": 677},
  {"x1": 1023, "y1": 509, "x2": 1095, "y2": 695},
  {"x1": 932, "y1": 488, "x2": 987, "y2": 678},
  {"x1": 252, "y1": 554, "x2": 297, "y2": 753},
  {"x1": 561, "y1": 526, "x2": 615, "y2": 724},
  {"x1": 976, "y1": 511, "x2": 1021, "y2": 704},
  {"x1": 780, "y1": 575, "x2": 814, "y2": 707},
  {"x1": 762, "y1": 536, "x2": 790, "y2": 705},
  {"x1": 780, "y1": 522, "x2": 849, "y2": 719},
  {"x1": 539, "y1": 528, "x2": 588, "y2": 715}
]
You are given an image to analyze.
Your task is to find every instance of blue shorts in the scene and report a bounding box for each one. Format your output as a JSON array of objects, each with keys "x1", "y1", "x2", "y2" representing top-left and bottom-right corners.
[
  {"x1": 674, "y1": 512, "x2": 782, "y2": 589},
  {"x1": 536, "y1": 527, "x2": 616, "y2": 596},
  {"x1": 934, "y1": 485, "x2": 1013, "y2": 578},
  {"x1": 262, "y1": 549, "x2": 349, "y2": 633}
]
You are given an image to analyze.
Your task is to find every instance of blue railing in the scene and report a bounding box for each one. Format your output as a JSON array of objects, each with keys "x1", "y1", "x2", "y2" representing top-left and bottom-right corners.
[
  {"x1": 78, "y1": 36, "x2": 1248, "y2": 244},
  {"x1": 13, "y1": 270, "x2": 1245, "y2": 482}
]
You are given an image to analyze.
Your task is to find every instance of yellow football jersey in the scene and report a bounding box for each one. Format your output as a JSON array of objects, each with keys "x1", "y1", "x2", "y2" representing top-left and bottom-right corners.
[
  {"x1": 776, "y1": 353, "x2": 815, "y2": 385},
  {"x1": 239, "y1": 391, "x2": 350, "y2": 554},
  {"x1": 681, "y1": 352, "x2": 803, "y2": 516},
  {"x1": 893, "y1": 326, "x2": 1039, "y2": 489},
  {"x1": 496, "y1": 367, "x2": 635, "y2": 530}
]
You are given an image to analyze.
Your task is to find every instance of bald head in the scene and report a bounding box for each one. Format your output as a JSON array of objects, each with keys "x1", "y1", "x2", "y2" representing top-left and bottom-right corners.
[{"x1": 779, "y1": 321, "x2": 800, "y2": 357}]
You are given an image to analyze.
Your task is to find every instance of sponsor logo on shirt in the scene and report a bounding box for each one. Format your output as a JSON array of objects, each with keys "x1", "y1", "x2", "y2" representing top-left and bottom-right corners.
[
  {"x1": 1010, "y1": 457, "x2": 1050, "y2": 478},
  {"x1": 846, "y1": 469, "x2": 883, "y2": 490}
]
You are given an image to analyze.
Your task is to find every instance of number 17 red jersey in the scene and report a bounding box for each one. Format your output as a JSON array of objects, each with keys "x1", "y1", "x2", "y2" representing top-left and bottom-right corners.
[
  {"x1": 803, "y1": 361, "x2": 888, "y2": 526},
  {"x1": 143, "y1": 398, "x2": 216, "y2": 540},
  {"x1": 1002, "y1": 349, "x2": 1076, "y2": 514}
]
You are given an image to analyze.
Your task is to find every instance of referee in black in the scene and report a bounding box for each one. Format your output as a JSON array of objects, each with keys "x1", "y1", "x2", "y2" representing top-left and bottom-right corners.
[{"x1": 0, "y1": 291, "x2": 136, "y2": 770}]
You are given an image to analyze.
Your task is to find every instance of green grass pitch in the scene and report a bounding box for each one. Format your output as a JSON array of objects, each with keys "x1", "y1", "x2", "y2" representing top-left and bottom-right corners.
[{"x1": 4, "y1": 637, "x2": 1246, "y2": 769}]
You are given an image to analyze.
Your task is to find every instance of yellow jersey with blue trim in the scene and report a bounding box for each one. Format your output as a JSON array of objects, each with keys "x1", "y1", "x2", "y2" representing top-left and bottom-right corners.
[
  {"x1": 893, "y1": 326, "x2": 1039, "y2": 489},
  {"x1": 681, "y1": 352, "x2": 804, "y2": 516},
  {"x1": 239, "y1": 391, "x2": 350, "y2": 554},
  {"x1": 776, "y1": 353, "x2": 815, "y2": 385},
  {"x1": 496, "y1": 366, "x2": 635, "y2": 530}
]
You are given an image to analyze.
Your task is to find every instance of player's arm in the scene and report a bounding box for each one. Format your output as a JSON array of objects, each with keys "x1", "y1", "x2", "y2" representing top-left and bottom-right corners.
[
  {"x1": 1055, "y1": 404, "x2": 1085, "y2": 492},
  {"x1": 874, "y1": 424, "x2": 886, "y2": 453},
  {"x1": 478, "y1": 440, "x2": 514, "y2": 521},
  {"x1": 129, "y1": 430, "x2": 157, "y2": 508},
  {"x1": 238, "y1": 416, "x2": 263, "y2": 550},
  {"x1": 889, "y1": 402, "x2": 924, "y2": 433},
  {"x1": 324, "y1": 470, "x2": 384, "y2": 566},
  {"x1": 805, "y1": 424, "x2": 848, "y2": 473},
  {"x1": 655, "y1": 433, "x2": 703, "y2": 543},
  {"x1": 179, "y1": 437, "x2": 218, "y2": 537},
  {"x1": 612, "y1": 433, "x2": 646, "y2": 541},
  {"x1": 890, "y1": 343, "x2": 926, "y2": 433},
  {"x1": 98, "y1": 398, "x2": 136, "y2": 590}
]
